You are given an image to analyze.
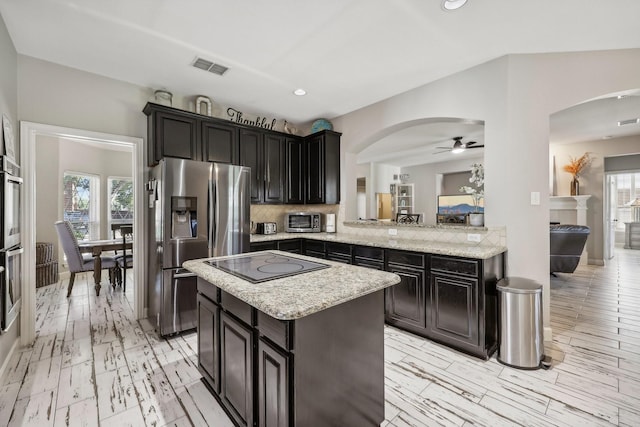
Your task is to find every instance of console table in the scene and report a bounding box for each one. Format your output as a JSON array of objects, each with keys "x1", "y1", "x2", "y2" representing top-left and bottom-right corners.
[{"x1": 624, "y1": 222, "x2": 640, "y2": 249}]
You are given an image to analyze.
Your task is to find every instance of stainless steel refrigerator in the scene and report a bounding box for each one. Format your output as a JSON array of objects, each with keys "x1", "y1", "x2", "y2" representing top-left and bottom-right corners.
[{"x1": 147, "y1": 158, "x2": 250, "y2": 336}]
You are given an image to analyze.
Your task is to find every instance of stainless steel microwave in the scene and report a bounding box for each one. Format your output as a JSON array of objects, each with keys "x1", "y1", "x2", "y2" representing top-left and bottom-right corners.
[{"x1": 285, "y1": 212, "x2": 321, "y2": 233}]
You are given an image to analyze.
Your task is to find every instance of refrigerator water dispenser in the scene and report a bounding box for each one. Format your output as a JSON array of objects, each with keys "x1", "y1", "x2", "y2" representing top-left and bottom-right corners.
[{"x1": 171, "y1": 196, "x2": 197, "y2": 238}]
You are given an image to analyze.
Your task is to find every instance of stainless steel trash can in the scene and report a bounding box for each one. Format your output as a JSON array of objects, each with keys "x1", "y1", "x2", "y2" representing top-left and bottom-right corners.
[{"x1": 497, "y1": 277, "x2": 544, "y2": 369}]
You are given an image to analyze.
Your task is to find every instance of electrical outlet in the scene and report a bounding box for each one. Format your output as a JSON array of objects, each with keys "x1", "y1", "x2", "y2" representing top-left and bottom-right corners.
[
  {"x1": 388, "y1": 228, "x2": 398, "y2": 236},
  {"x1": 467, "y1": 233, "x2": 481, "y2": 242},
  {"x1": 531, "y1": 191, "x2": 541, "y2": 205}
]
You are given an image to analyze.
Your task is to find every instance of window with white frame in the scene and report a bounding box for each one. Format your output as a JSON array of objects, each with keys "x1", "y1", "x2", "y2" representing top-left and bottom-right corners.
[
  {"x1": 615, "y1": 172, "x2": 640, "y2": 230},
  {"x1": 63, "y1": 172, "x2": 100, "y2": 240},
  {"x1": 108, "y1": 177, "x2": 134, "y2": 237}
]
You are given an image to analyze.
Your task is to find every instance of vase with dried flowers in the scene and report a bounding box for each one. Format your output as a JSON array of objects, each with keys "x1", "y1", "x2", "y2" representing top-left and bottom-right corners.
[{"x1": 563, "y1": 153, "x2": 591, "y2": 196}]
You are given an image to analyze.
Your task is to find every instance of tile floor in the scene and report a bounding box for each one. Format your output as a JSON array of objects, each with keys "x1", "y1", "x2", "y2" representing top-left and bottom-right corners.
[{"x1": 1, "y1": 248, "x2": 640, "y2": 426}]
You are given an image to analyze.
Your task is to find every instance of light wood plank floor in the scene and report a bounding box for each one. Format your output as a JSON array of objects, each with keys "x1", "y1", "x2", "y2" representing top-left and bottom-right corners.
[{"x1": 2, "y1": 248, "x2": 640, "y2": 426}]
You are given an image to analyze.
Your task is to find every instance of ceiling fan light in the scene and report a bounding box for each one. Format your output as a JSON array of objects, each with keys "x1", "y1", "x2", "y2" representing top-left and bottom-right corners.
[
  {"x1": 451, "y1": 147, "x2": 465, "y2": 154},
  {"x1": 442, "y1": 0, "x2": 468, "y2": 11}
]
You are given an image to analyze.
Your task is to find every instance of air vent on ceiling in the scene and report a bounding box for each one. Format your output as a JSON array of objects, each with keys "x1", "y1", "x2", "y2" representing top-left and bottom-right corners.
[
  {"x1": 617, "y1": 118, "x2": 640, "y2": 126},
  {"x1": 192, "y1": 57, "x2": 229, "y2": 76}
]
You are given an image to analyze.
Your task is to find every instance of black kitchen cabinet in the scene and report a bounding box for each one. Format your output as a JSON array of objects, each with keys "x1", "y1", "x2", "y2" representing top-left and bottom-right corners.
[
  {"x1": 198, "y1": 276, "x2": 385, "y2": 426},
  {"x1": 197, "y1": 294, "x2": 220, "y2": 393},
  {"x1": 220, "y1": 311, "x2": 254, "y2": 427},
  {"x1": 145, "y1": 104, "x2": 199, "y2": 165},
  {"x1": 250, "y1": 241, "x2": 278, "y2": 252},
  {"x1": 304, "y1": 130, "x2": 341, "y2": 204},
  {"x1": 239, "y1": 129, "x2": 285, "y2": 204},
  {"x1": 385, "y1": 250, "x2": 427, "y2": 332},
  {"x1": 353, "y1": 245, "x2": 384, "y2": 270},
  {"x1": 429, "y1": 254, "x2": 502, "y2": 359},
  {"x1": 285, "y1": 138, "x2": 305, "y2": 204},
  {"x1": 202, "y1": 121, "x2": 238, "y2": 164},
  {"x1": 277, "y1": 239, "x2": 302, "y2": 254},
  {"x1": 302, "y1": 240, "x2": 326, "y2": 259},
  {"x1": 326, "y1": 242, "x2": 352, "y2": 264},
  {"x1": 257, "y1": 339, "x2": 290, "y2": 427}
]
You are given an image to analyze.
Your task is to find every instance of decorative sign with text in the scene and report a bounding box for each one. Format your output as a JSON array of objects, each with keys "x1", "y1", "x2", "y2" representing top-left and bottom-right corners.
[{"x1": 227, "y1": 107, "x2": 277, "y2": 131}]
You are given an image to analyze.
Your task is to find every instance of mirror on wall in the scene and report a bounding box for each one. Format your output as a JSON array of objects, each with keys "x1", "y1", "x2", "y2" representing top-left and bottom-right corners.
[{"x1": 354, "y1": 118, "x2": 485, "y2": 225}]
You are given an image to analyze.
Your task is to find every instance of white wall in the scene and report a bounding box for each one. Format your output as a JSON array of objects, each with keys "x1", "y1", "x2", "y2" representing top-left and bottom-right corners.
[
  {"x1": 369, "y1": 163, "x2": 400, "y2": 218},
  {"x1": 334, "y1": 49, "x2": 640, "y2": 337},
  {"x1": 550, "y1": 135, "x2": 640, "y2": 264},
  {"x1": 401, "y1": 155, "x2": 482, "y2": 224},
  {"x1": 0, "y1": 11, "x2": 18, "y2": 375},
  {"x1": 36, "y1": 135, "x2": 132, "y2": 268}
]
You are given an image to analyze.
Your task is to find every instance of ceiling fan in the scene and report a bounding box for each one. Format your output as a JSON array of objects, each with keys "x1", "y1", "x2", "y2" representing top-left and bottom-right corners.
[{"x1": 434, "y1": 136, "x2": 484, "y2": 154}]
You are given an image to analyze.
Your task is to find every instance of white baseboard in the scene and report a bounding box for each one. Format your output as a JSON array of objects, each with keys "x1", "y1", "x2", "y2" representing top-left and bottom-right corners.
[
  {"x1": 544, "y1": 326, "x2": 553, "y2": 342},
  {"x1": 0, "y1": 337, "x2": 20, "y2": 381},
  {"x1": 588, "y1": 258, "x2": 605, "y2": 266}
]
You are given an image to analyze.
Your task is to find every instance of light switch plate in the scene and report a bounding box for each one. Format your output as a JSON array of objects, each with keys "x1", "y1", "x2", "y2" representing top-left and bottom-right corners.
[
  {"x1": 531, "y1": 191, "x2": 541, "y2": 205},
  {"x1": 388, "y1": 228, "x2": 398, "y2": 236}
]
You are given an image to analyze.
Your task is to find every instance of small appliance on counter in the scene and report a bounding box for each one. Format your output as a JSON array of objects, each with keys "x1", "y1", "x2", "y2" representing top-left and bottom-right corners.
[
  {"x1": 256, "y1": 222, "x2": 277, "y2": 235},
  {"x1": 325, "y1": 213, "x2": 336, "y2": 233},
  {"x1": 285, "y1": 212, "x2": 321, "y2": 233}
]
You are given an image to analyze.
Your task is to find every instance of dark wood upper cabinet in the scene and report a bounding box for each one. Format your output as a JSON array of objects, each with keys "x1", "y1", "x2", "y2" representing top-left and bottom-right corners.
[
  {"x1": 285, "y1": 138, "x2": 305, "y2": 204},
  {"x1": 304, "y1": 130, "x2": 341, "y2": 204},
  {"x1": 263, "y1": 134, "x2": 285, "y2": 204},
  {"x1": 239, "y1": 128, "x2": 264, "y2": 203},
  {"x1": 144, "y1": 103, "x2": 341, "y2": 205},
  {"x1": 202, "y1": 121, "x2": 238, "y2": 164},
  {"x1": 239, "y1": 130, "x2": 285, "y2": 204}
]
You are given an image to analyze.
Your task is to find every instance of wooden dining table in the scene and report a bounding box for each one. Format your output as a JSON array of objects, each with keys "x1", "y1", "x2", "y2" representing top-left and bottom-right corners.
[{"x1": 78, "y1": 238, "x2": 133, "y2": 296}]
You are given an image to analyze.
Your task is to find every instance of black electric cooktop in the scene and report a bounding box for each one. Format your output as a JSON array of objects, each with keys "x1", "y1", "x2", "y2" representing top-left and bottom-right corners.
[{"x1": 206, "y1": 252, "x2": 329, "y2": 283}]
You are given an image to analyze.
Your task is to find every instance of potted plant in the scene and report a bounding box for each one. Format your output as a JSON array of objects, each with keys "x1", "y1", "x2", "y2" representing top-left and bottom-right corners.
[{"x1": 459, "y1": 163, "x2": 484, "y2": 226}]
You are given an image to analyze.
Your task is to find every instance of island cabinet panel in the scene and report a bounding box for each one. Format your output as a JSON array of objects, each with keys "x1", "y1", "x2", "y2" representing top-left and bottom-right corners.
[
  {"x1": 202, "y1": 121, "x2": 238, "y2": 164},
  {"x1": 220, "y1": 312, "x2": 254, "y2": 427},
  {"x1": 257, "y1": 339, "x2": 290, "y2": 427},
  {"x1": 384, "y1": 252, "x2": 428, "y2": 332},
  {"x1": 430, "y1": 273, "x2": 479, "y2": 348},
  {"x1": 197, "y1": 294, "x2": 219, "y2": 393},
  {"x1": 285, "y1": 138, "x2": 305, "y2": 204},
  {"x1": 304, "y1": 130, "x2": 341, "y2": 204},
  {"x1": 197, "y1": 277, "x2": 386, "y2": 427}
]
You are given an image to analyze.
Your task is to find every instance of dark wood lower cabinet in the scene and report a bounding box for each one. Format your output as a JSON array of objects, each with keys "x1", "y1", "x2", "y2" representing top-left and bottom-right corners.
[
  {"x1": 198, "y1": 295, "x2": 219, "y2": 393},
  {"x1": 258, "y1": 339, "x2": 289, "y2": 427},
  {"x1": 430, "y1": 272, "x2": 479, "y2": 349},
  {"x1": 220, "y1": 312, "x2": 254, "y2": 427},
  {"x1": 198, "y1": 280, "x2": 386, "y2": 427},
  {"x1": 248, "y1": 239, "x2": 504, "y2": 359},
  {"x1": 385, "y1": 259, "x2": 427, "y2": 331}
]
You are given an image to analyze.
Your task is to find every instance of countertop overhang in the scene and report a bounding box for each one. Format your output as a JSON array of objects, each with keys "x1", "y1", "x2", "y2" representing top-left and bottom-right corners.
[
  {"x1": 183, "y1": 250, "x2": 401, "y2": 320},
  {"x1": 250, "y1": 232, "x2": 506, "y2": 259}
]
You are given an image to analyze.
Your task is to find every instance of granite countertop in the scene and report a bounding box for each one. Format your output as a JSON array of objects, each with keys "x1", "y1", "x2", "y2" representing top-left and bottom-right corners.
[
  {"x1": 183, "y1": 251, "x2": 401, "y2": 320},
  {"x1": 343, "y1": 220, "x2": 487, "y2": 231},
  {"x1": 250, "y1": 232, "x2": 506, "y2": 259}
]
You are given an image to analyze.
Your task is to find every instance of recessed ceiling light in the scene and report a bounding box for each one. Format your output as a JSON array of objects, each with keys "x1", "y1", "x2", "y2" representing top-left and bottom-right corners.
[
  {"x1": 617, "y1": 95, "x2": 628, "y2": 99},
  {"x1": 602, "y1": 135, "x2": 613, "y2": 139},
  {"x1": 293, "y1": 88, "x2": 307, "y2": 96},
  {"x1": 441, "y1": 0, "x2": 468, "y2": 11}
]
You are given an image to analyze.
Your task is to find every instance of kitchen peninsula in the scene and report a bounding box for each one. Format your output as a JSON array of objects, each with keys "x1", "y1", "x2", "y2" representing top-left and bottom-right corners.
[{"x1": 183, "y1": 252, "x2": 401, "y2": 427}]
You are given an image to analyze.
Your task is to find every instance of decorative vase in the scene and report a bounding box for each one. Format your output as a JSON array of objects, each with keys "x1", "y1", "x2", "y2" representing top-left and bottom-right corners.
[
  {"x1": 570, "y1": 177, "x2": 579, "y2": 196},
  {"x1": 468, "y1": 213, "x2": 484, "y2": 227}
]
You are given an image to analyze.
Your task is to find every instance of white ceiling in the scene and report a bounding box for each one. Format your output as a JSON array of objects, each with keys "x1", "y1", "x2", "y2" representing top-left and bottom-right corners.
[{"x1": 2, "y1": 0, "x2": 640, "y2": 166}]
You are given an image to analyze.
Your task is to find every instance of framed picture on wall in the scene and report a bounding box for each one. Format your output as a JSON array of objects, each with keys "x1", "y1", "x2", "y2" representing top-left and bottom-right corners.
[{"x1": 2, "y1": 114, "x2": 16, "y2": 161}]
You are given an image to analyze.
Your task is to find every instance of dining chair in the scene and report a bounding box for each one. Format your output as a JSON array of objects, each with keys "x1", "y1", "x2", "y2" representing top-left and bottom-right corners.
[
  {"x1": 115, "y1": 225, "x2": 133, "y2": 291},
  {"x1": 54, "y1": 220, "x2": 118, "y2": 297}
]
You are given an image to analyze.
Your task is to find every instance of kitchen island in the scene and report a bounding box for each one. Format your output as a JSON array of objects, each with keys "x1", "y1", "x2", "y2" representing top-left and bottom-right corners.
[{"x1": 184, "y1": 251, "x2": 401, "y2": 427}]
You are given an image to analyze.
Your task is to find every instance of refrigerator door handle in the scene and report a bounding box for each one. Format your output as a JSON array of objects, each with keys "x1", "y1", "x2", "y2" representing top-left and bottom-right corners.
[{"x1": 209, "y1": 178, "x2": 217, "y2": 254}]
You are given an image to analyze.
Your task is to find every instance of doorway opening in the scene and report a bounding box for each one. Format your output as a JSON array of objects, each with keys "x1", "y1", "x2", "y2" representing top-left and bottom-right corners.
[
  {"x1": 20, "y1": 122, "x2": 144, "y2": 346},
  {"x1": 604, "y1": 170, "x2": 640, "y2": 260}
]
